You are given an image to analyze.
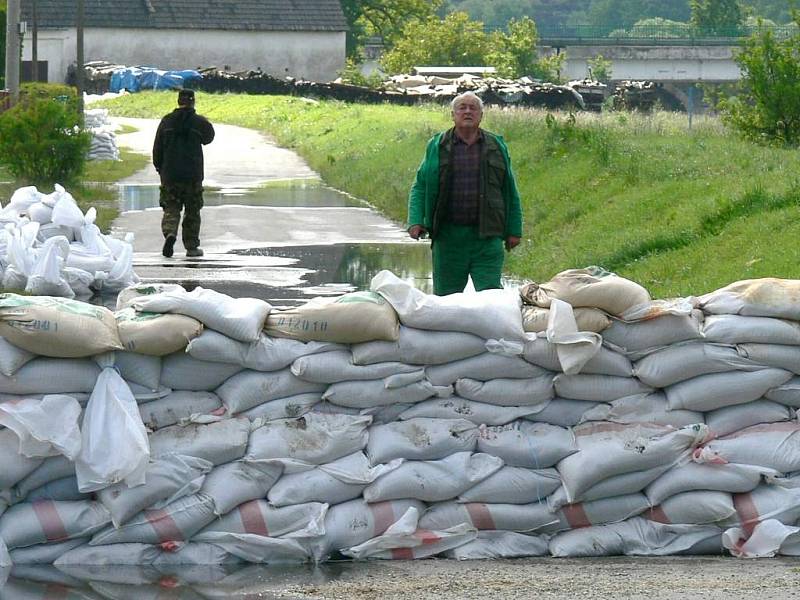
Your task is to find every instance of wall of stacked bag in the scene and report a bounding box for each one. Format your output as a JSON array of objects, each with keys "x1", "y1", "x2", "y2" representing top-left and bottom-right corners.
[{"x1": 2, "y1": 268, "x2": 800, "y2": 571}]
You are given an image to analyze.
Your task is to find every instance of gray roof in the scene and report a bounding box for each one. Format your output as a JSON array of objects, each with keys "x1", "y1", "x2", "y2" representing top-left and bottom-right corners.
[{"x1": 21, "y1": 0, "x2": 348, "y2": 32}]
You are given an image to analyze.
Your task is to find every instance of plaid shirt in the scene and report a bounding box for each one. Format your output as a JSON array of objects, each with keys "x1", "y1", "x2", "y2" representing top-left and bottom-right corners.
[{"x1": 447, "y1": 131, "x2": 483, "y2": 226}]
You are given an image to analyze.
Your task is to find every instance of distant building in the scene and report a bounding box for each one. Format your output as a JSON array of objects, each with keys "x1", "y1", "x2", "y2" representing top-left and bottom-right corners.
[{"x1": 19, "y1": 0, "x2": 348, "y2": 84}]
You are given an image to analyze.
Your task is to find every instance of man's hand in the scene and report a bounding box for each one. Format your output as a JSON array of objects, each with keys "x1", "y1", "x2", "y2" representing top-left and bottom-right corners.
[
  {"x1": 505, "y1": 236, "x2": 521, "y2": 251},
  {"x1": 408, "y1": 225, "x2": 428, "y2": 240}
]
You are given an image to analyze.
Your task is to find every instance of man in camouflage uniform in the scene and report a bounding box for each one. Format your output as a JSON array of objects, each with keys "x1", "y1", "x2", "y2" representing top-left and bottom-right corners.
[{"x1": 152, "y1": 89, "x2": 215, "y2": 258}]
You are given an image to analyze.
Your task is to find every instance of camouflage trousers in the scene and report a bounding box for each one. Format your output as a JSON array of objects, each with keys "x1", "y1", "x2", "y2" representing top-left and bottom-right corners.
[{"x1": 159, "y1": 181, "x2": 204, "y2": 250}]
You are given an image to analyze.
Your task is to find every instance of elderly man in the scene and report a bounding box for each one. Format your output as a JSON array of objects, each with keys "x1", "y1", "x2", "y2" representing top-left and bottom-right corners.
[{"x1": 407, "y1": 91, "x2": 523, "y2": 295}]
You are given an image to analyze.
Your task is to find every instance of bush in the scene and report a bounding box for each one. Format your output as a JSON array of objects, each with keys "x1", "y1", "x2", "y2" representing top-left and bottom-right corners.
[
  {"x1": 20, "y1": 82, "x2": 81, "y2": 116},
  {"x1": 0, "y1": 95, "x2": 91, "y2": 186}
]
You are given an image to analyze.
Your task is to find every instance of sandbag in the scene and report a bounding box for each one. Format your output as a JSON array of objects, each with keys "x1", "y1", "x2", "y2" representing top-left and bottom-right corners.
[
  {"x1": 665, "y1": 368, "x2": 792, "y2": 412},
  {"x1": 0, "y1": 357, "x2": 100, "y2": 395},
  {"x1": 554, "y1": 493, "x2": 650, "y2": 531},
  {"x1": 194, "y1": 500, "x2": 327, "y2": 540},
  {"x1": 705, "y1": 400, "x2": 792, "y2": 438},
  {"x1": 0, "y1": 500, "x2": 111, "y2": 549},
  {"x1": 113, "y1": 351, "x2": 161, "y2": 391},
  {"x1": 523, "y1": 335, "x2": 632, "y2": 377},
  {"x1": 765, "y1": 377, "x2": 800, "y2": 407},
  {"x1": 0, "y1": 427, "x2": 44, "y2": 489},
  {"x1": 634, "y1": 342, "x2": 762, "y2": 388},
  {"x1": 418, "y1": 501, "x2": 559, "y2": 533},
  {"x1": 548, "y1": 464, "x2": 670, "y2": 510},
  {"x1": 648, "y1": 491, "x2": 736, "y2": 525},
  {"x1": 115, "y1": 307, "x2": 203, "y2": 356},
  {"x1": 200, "y1": 460, "x2": 283, "y2": 515},
  {"x1": 581, "y1": 392, "x2": 704, "y2": 429},
  {"x1": 0, "y1": 394, "x2": 82, "y2": 459},
  {"x1": 352, "y1": 326, "x2": 486, "y2": 366},
  {"x1": 426, "y1": 353, "x2": 547, "y2": 386},
  {"x1": 322, "y1": 378, "x2": 447, "y2": 409},
  {"x1": 443, "y1": 530, "x2": 550, "y2": 559},
  {"x1": 25, "y1": 476, "x2": 87, "y2": 503},
  {"x1": 601, "y1": 311, "x2": 703, "y2": 355},
  {"x1": 266, "y1": 291, "x2": 399, "y2": 343},
  {"x1": 522, "y1": 305, "x2": 611, "y2": 334},
  {"x1": 366, "y1": 418, "x2": 478, "y2": 465},
  {"x1": 398, "y1": 397, "x2": 541, "y2": 426},
  {"x1": 524, "y1": 398, "x2": 599, "y2": 428},
  {"x1": 215, "y1": 368, "x2": 326, "y2": 414},
  {"x1": 291, "y1": 350, "x2": 418, "y2": 384},
  {"x1": 9, "y1": 537, "x2": 87, "y2": 564},
  {"x1": 703, "y1": 314, "x2": 800, "y2": 345},
  {"x1": 695, "y1": 422, "x2": 800, "y2": 473},
  {"x1": 458, "y1": 467, "x2": 561, "y2": 504},
  {"x1": 139, "y1": 391, "x2": 223, "y2": 430},
  {"x1": 0, "y1": 336, "x2": 36, "y2": 376},
  {"x1": 14, "y1": 455, "x2": 75, "y2": 500},
  {"x1": 476, "y1": 420, "x2": 577, "y2": 469},
  {"x1": 736, "y1": 343, "x2": 800, "y2": 375},
  {"x1": 727, "y1": 481, "x2": 800, "y2": 531},
  {"x1": 699, "y1": 278, "x2": 800, "y2": 320},
  {"x1": 148, "y1": 418, "x2": 250, "y2": 466},
  {"x1": 115, "y1": 283, "x2": 186, "y2": 310},
  {"x1": 240, "y1": 393, "x2": 321, "y2": 421},
  {"x1": 645, "y1": 462, "x2": 776, "y2": 506},
  {"x1": 455, "y1": 376, "x2": 554, "y2": 407},
  {"x1": 159, "y1": 353, "x2": 243, "y2": 392},
  {"x1": 553, "y1": 373, "x2": 653, "y2": 402}
]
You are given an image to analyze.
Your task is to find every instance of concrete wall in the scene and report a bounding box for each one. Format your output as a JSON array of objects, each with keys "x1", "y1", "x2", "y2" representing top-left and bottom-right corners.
[{"x1": 22, "y1": 28, "x2": 346, "y2": 83}]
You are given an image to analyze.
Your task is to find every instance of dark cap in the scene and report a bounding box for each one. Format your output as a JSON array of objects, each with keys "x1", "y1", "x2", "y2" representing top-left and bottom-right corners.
[{"x1": 177, "y1": 89, "x2": 195, "y2": 104}]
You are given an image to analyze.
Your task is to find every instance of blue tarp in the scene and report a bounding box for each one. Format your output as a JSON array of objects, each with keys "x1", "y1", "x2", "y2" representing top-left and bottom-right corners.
[{"x1": 109, "y1": 67, "x2": 203, "y2": 93}]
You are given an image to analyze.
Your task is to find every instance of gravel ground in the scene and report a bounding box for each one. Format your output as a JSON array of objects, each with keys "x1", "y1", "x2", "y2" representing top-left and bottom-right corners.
[{"x1": 210, "y1": 557, "x2": 800, "y2": 600}]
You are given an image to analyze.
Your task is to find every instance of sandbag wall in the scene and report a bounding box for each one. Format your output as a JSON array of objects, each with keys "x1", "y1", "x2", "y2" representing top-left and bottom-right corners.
[{"x1": 2, "y1": 269, "x2": 800, "y2": 568}]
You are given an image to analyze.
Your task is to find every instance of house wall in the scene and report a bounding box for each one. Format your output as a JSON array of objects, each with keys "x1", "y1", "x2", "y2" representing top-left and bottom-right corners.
[{"x1": 22, "y1": 28, "x2": 346, "y2": 83}]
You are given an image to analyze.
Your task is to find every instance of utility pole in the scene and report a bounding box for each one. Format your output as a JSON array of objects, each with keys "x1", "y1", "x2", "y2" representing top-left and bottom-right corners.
[
  {"x1": 76, "y1": 0, "x2": 85, "y2": 118},
  {"x1": 32, "y1": 0, "x2": 38, "y2": 82},
  {"x1": 4, "y1": 0, "x2": 21, "y2": 102}
]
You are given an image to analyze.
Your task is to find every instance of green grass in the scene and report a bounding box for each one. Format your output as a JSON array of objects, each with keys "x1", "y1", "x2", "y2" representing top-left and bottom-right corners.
[{"x1": 95, "y1": 90, "x2": 800, "y2": 297}]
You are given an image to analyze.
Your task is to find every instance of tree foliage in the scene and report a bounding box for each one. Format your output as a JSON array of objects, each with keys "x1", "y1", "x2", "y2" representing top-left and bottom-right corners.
[
  {"x1": 690, "y1": 0, "x2": 744, "y2": 33},
  {"x1": 722, "y1": 14, "x2": 800, "y2": 145},
  {"x1": 340, "y1": 0, "x2": 441, "y2": 57}
]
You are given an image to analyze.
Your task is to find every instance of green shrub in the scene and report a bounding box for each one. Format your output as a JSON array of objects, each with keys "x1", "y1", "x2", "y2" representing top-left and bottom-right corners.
[
  {"x1": 20, "y1": 82, "x2": 81, "y2": 116},
  {"x1": 0, "y1": 96, "x2": 91, "y2": 186}
]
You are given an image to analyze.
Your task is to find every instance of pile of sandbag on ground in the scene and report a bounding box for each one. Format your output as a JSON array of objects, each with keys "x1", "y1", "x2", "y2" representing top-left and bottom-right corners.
[
  {"x1": 2, "y1": 270, "x2": 800, "y2": 569},
  {"x1": 0, "y1": 184, "x2": 138, "y2": 298},
  {"x1": 84, "y1": 108, "x2": 120, "y2": 161}
]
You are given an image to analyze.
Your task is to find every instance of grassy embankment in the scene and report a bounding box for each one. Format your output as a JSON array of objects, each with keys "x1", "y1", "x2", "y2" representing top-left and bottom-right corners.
[{"x1": 97, "y1": 91, "x2": 800, "y2": 298}]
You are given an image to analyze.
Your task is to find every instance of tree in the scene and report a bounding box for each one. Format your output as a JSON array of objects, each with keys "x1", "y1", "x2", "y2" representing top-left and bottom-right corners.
[
  {"x1": 340, "y1": 0, "x2": 441, "y2": 57},
  {"x1": 722, "y1": 14, "x2": 800, "y2": 144},
  {"x1": 488, "y1": 17, "x2": 563, "y2": 80},
  {"x1": 690, "y1": 0, "x2": 744, "y2": 34}
]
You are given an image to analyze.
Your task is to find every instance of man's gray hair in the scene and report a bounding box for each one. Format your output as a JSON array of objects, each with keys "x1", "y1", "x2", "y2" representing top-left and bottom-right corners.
[{"x1": 450, "y1": 91, "x2": 484, "y2": 113}]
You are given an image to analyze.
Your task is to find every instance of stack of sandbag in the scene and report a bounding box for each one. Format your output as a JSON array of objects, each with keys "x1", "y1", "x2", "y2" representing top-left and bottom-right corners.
[
  {"x1": 4, "y1": 271, "x2": 800, "y2": 568},
  {"x1": 84, "y1": 108, "x2": 120, "y2": 161},
  {"x1": 0, "y1": 184, "x2": 138, "y2": 297}
]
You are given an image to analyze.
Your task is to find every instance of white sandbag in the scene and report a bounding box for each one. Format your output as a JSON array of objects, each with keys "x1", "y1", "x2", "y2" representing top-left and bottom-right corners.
[
  {"x1": 90, "y1": 493, "x2": 216, "y2": 546},
  {"x1": 645, "y1": 462, "x2": 775, "y2": 506},
  {"x1": 523, "y1": 305, "x2": 611, "y2": 334},
  {"x1": 26, "y1": 201, "x2": 53, "y2": 224},
  {"x1": 9, "y1": 537, "x2": 86, "y2": 564},
  {"x1": 192, "y1": 532, "x2": 312, "y2": 564},
  {"x1": 152, "y1": 541, "x2": 243, "y2": 565},
  {"x1": 26, "y1": 477, "x2": 87, "y2": 503},
  {"x1": 265, "y1": 291, "x2": 399, "y2": 344},
  {"x1": 0, "y1": 394, "x2": 82, "y2": 459},
  {"x1": 525, "y1": 398, "x2": 599, "y2": 428},
  {"x1": 240, "y1": 393, "x2": 321, "y2": 421},
  {"x1": 200, "y1": 460, "x2": 282, "y2": 516},
  {"x1": 360, "y1": 402, "x2": 416, "y2": 425},
  {"x1": 548, "y1": 464, "x2": 670, "y2": 510},
  {"x1": 426, "y1": 353, "x2": 547, "y2": 386},
  {"x1": 0, "y1": 500, "x2": 111, "y2": 549},
  {"x1": 311, "y1": 498, "x2": 425, "y2": 561},
  {"x1": 115, "y1": 308, "x2": 203, "y2": 356},
  {"x1": 520, "y1": 267, "x2": 650, "y2": 316},
  {"x1": 549, "y1": 517, "x2": 723, "y2": 557},
  {"x1": 455, "y1": 376, "x2": 554, "y2": 407},
  {"x1": 0, "y1": 336, "x2": 36, "y2": 376},
  {"x1": 159, "y1": 352, "x2": 243, "y2": 391},
  {"x1": 694, "y1": 422, "x2": 800, "y2": 473},
  {"x1": 523, "y1": 335, "x2": 632, "y2": 377},
  {"x1": 723, "y1": 519, "x2": 800, "y2": 558},
  {"x1": 132, "y1": 286, "x2": 271, "y2": 343},
  {"x1": 581, "y1": 392, "x2": 704, "y2": 429},
  {"x1": 554, "y1": 373, "x2": 653, "y2": 402},
  {"x1": 115, "y1": 283, "x2": 186, "y2": 310},
  {"x1": 75, "y1": 355, "x2": 150, "y2": 493},
  {"x1": 322, "y1": 378, "x2": 447, "y2": 409},
  {"x1": 476, "y1": 420, "x2": 577, "y2": 469},
  {"x1": 705, "y1": 400, "x2": 792, "y2": 437},
  {"x1": 14, "y1": 455, "x2": 75, "y2": 499},
  {"x1": 725, "y1": 480, "x2": 800, "y2": 530},
  {"x1": 363, "y1": 452, "x2": 503, "y2": 503},
  {"x1": 63, "y1": 267, "x2": 94, "y2": 298},
  {"x1": 341, "y1": 507, "x2": 476, "y2": 560},
  {"x1": 268, "y1": 452, "x2": 402, "y2": 507},
  {"x1": 419, "y1": 501, "x2": 559, "y2": 533},
  {"x1": 112, "y1": 351, "x2": 161, "y2": 391},
  {"x1": 97, "y1": 454, "x2": 213, "y2": 527},
  {"x1": 148, "y1": 418, "x2": 250, "y2": 466},
  {"x1": 0, "y1": 357, "x2": 100, "y2": 395},
  {"x1": 458, "y1": 467, "x2": 561, "y2": 504},
  {"x1": 246, "y1": 413, "x2": 370, "y2": 468},
  {"x1": 557, "y1": 422, "x2": 708, "y2": 503},
  {"x1": 443, "y1": 530, "x2": 550, "y2": 559},
  {"x1": 648, "y1": 491, "x2": 736, "y2": 525},
  {"x1": 0, "y1": 427, "x2": 44, "y2": 489},
  {"x1": 352, "y1": 326, "x2": 485, "y2": 366},
  {"x1": 699, "y1": 278, "x2": 800, "y2": 320},
  {"x1": 9, "y1": 186, "x2": 43, "y2": 212},
  {"x1": 703, "y1": 314, "x2": 800, "y2": 345},
  {"x1": 290, "y1": 350, "x2": 418, "y2": 384},
  {"x1": 215, "y1": 368, "x2": 326, "y2": 414},
  {"x1": 195, "y1": 500, "x2": 327, "y2": 539},
  {"x1": 24, "y1": 236, "x2": 73, "y2": 298},
  {"x1": 128, "y1": 383, "x2": 172, "y2": 403},
  {"x1": 601, "y1": 312, "x2": 703, "y2": 354},
  {"x1": 187, "y1": 329, "x2": 342, "y2": 371},
  {"x1": 543, "y1": 298, "x2": 604, "y2": 375},
  {"x1": 0, "y1": 294, "x2": 122, "y2": 357},
  {"x1": 665, "y1": 368, "x2": 792, "y2": 412},
  {"x1": 139, "y1": 391, "x2": 223, "y2": 430},
  {"x1": 765, "y1": 377, "x2": 800, "y2": 407},
  {"x1": 366, "y1": 418, "x2": 478, "y2": 465},
  {"x1": 634, "y1": 342, "x2": 762, "y2": 388},
  {"x1": 555, "y1": 493, "x2": 650, "y2": 531},
  {"x1": 737, "y1": 343, "x2": 800, "y2": 375},
  {"x1": 0, "y1": 539, "x2": 9, "y2": 569},
  {"x1": 398, "y1": 397, "x2": 541, "y2": 426},
  {"x1": 371, "y1": 270, "x2": 524, "y2": 341}
]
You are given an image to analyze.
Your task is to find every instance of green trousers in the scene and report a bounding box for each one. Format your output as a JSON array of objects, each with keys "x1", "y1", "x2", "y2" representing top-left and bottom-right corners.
[
  {"x1": 159, "y1": 181, "x2": 204, "y2": 250},
  {"x1": 432, "y1": 222, "x2": 505, "y2": 296}
]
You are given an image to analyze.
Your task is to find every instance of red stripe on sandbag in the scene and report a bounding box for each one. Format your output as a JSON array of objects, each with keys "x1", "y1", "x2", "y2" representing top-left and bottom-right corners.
[
  {"x1": 561, "y1": 503, "x2": 592, "y2": 529},
  {"x1": 44, "y1": 584, "x2": 70, "y2": 599},
  {"x1": 238, "y1": 500, "x2": 269, "y2": 536},
  {"x1": 415, "y1": 530, "x2": 443, "y2": 545},
  {"x1": 391, "y1": 547, "x2": 415, "y2": 560},
  {"x1": 369, "y1": 501, "x2": 397, "y2": 535},
  {"x1": 733, "y1": 492, "x2": 760, "y2": 537},
  {"x1": 32, "y1": 500, "x2": 69, "y2": 542},
  {"x1": 465, "y1": 503, "x2": 496, "y2": 530},
  {"x1": 647, "y1": 505, "x2": 671, "y2": 524},
  {"x1": 144, "y1": 507, "x2": 185, "y2": 542}
]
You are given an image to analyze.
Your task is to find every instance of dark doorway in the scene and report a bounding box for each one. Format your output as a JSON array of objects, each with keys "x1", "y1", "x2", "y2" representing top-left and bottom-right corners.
[{"x1": 21, "y1": 61, "x2": 49, "y2": 82}]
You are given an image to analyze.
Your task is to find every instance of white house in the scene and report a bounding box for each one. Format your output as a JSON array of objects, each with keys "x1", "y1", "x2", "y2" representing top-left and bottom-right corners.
[{"x1": 19, "y1": 0, "x2": 348, "y2": 84}]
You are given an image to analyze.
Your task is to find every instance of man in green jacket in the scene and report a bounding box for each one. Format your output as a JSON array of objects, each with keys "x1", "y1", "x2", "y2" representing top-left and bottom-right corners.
[{"x1": 407, "y1": 91, "x2": 523, "y2": 295}]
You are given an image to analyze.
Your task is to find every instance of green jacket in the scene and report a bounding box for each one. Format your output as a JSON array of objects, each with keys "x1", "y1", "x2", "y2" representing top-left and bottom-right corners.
[{"x1": 408, "y1": 127, "x2": 523, "y2": 240}]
